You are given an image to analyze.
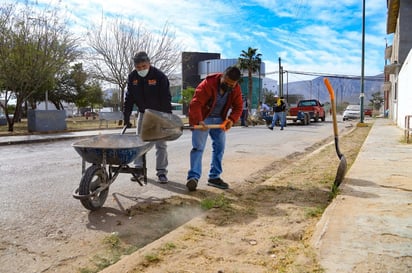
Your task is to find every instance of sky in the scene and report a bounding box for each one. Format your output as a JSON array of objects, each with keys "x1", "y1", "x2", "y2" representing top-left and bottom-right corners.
[{"x1": 6, "y1": 0, "x2": 390, "y2": 83}]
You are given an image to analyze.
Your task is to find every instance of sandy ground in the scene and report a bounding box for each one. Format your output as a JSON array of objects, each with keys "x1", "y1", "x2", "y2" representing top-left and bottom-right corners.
[
  {"x1": 0, "y1": 123, "x2": 369, "y2": 273},
  {"x1": 91, "y1": 125, "x2": 371, "y2": 273}
]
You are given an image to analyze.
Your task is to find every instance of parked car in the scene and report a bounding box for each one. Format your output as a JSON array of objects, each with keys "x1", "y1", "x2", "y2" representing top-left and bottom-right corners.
[
  {"x1": 289, "y1": 99, "x2": 326, "y2": 122},
  {"x1": 364, "y1": 108, "x2": 373, "y2": 117},
  {"x1": 342, "y1": 105, "x2": 360, "y2": 121},
  {"x1": 84, "y1": 111, "x2": 98, "y2": 120}
]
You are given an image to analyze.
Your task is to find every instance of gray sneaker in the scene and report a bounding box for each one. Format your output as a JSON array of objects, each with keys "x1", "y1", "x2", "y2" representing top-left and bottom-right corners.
[
  {"x1": 158, "y1": 174, "x2": 168, "y2": 184},
  {"x1": 186, "y1": 178, "x2": 198, "y2": 191}
]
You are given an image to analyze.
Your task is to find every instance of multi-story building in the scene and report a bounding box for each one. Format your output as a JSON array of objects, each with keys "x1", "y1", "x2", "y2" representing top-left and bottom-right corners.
[
  {"x1": 181, "y1": 51, "x2": 272, "y2": 111},
  {"x1": 385, "y1": 0, "x2": 412, "y2": 128}
]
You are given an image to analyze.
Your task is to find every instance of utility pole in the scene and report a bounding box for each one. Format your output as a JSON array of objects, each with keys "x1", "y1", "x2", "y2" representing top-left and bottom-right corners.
[
  {"x1": 278, "y1": 57, "x2": 283, "y2": 97},
  {"x1": 286, "y1": 71, "x2": 289, "y2": 101},
  {"x1": 360, "y1": 0, "x2": 366, "y2": 124}
]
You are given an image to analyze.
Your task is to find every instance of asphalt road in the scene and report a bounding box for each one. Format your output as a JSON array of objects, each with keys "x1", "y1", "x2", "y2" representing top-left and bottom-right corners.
[{"x1": 0, "y1": 116, "x2": 350, "y2": 273}]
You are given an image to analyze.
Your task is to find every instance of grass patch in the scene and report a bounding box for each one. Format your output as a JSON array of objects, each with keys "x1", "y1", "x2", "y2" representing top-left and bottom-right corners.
[
  {"x1": 304, "y1": 206, "x2": 325, "y2": 218},
  {"x1": 200, "y1": 193, "x2": 232, "y2": 210}
]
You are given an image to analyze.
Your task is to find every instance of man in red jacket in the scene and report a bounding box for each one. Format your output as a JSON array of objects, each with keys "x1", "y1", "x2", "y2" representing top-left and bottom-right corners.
[{"x1": 186, "y1": 66, "x2": 243, "y2": 191}]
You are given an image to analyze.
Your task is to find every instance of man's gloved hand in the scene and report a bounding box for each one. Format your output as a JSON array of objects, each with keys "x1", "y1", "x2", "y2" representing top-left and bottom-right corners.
[{"x1": 222, "y1": 118, "x2": 233, "y2": 131}]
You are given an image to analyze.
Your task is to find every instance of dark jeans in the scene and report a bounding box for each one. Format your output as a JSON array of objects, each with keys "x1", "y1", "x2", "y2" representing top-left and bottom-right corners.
[{"x1": 240, "y1": 110, "x2": 249, "y2": 126}]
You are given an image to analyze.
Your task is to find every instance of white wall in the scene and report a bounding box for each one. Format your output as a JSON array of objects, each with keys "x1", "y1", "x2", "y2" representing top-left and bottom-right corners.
[{"x1": 396, "y1": 49, "x2": 412, "y2": 129}]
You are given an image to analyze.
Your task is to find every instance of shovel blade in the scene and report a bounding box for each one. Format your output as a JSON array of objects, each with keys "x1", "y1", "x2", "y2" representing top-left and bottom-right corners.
[
  {"x1": 141, "y1": 109, "x2": 184, "y2": 142},
  {"x1": 332, "y1": 155, "x2": 347, "y2": 191}
]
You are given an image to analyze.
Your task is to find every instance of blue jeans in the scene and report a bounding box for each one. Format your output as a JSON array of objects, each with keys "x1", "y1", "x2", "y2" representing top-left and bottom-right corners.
[
  {"x1": 187, "y1": 117, "x2": 226, "y2": 181},
  {"x1": 240, "y1": 110, "x2": 248, "y2": 126},
  {"x1": 271, "y1": 112, "x2": 285, "y2": 129}
]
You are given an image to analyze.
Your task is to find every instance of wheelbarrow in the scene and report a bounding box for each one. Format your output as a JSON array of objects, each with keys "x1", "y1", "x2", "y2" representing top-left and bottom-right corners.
[{"x1": 72, "y1": 127, "x2": 154, "y2": 211}]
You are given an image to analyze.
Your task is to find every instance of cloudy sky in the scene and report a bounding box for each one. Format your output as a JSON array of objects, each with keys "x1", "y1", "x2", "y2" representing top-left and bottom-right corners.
[{"x1": 8, "y1": 0, "x2": 390, "y2": 82}]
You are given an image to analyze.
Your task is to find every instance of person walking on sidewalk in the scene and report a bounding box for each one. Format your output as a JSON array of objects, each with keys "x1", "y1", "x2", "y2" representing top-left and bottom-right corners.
[
  {"x1": 186, "y1": 66, "x2": 243, "y2": 191},
  {"x1": 240, "y1": 95, "x2": 249, "y2": 127},
  {"x1": 268, "y1": 95, "x2": 286, "y2": 130},
  {"x1": 123, "y1": 51, "x2": 172, "y2": 184}
]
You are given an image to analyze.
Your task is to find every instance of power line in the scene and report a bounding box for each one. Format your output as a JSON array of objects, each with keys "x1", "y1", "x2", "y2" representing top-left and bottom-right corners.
[{"x1": 265, "y1": 70, "x2": 384, "y2": 81}]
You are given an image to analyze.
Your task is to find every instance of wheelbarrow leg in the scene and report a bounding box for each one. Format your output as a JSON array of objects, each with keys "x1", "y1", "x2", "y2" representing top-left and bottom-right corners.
[{"x1": 143, "y1": 153, "x2": 147, "y2": 183}]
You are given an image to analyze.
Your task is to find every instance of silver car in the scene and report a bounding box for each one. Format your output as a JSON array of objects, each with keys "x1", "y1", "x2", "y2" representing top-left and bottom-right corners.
[{"x1": 343, "y1": 104, "x2": 360, "y2": 121}]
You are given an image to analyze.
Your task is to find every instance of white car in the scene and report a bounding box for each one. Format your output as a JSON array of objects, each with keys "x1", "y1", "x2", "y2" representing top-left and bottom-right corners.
[{"x1": 343, "y1": 105, "x2": 360, "y2": 121}]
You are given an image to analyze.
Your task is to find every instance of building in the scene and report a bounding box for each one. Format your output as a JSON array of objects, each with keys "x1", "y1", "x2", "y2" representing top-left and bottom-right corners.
[
  {"x1": 181, "y1": 51, "x2": 272, "y2": 110},
  {"x1": 385, "y1": 0, "x2": 412, "y2": 129}
]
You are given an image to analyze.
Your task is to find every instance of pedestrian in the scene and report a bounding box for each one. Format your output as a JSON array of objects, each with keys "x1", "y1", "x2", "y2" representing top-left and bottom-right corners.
[
  {"x1": 259, "y1": 101, "x2": 271, "y2": 118},
  {"x1": 240, "y1": 95, "x2": 249, "y2": 127},
  {"x1": 280, "y1": 96, "x2": 288, "y2": 127},
  {"x1": 123, "y1": 51, "x2": 172, "y2": 184},
  {"x1": 268, "y1": 95, "x2": 286, "y2": 130},
  {"x1": 186, "y1": 66, "x2": 243, "y2": 191}
]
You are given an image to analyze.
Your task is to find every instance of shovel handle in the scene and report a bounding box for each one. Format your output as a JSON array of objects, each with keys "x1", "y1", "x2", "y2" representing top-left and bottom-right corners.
[
  {"x1": 184, "y1": 124, "x2": 225, "y2": 130},
  {"x1": 324, "y1": 78, "x2": 340, "y2": 147},
  {"x1": 324, "y1": 78, "x2": 335, "y2": 100}
]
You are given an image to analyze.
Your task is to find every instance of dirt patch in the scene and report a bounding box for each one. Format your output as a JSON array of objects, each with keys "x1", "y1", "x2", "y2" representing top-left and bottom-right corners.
[
  {"x1": 88, "y1": 125, "x2": 371, "y2": 273},
  {"x1": 1, "y1": 125, "x2": 368, "y2": 273}
]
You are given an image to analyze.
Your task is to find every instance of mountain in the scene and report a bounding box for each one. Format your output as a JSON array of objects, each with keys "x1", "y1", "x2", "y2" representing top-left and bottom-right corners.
[{"x1": 283, "y1": 74, "x2": 384, "y2": 106}]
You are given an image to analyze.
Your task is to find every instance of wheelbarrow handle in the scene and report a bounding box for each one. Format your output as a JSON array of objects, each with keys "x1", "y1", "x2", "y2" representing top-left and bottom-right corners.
[{"x1": 120, "y1": 125, "x2": 128, "y2": 135}]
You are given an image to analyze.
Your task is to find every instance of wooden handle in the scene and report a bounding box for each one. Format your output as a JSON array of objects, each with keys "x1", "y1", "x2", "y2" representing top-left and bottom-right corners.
[
  {"x1": 192, "y1": 124, "x2": 225, "y2": 130},
  {"x1": 324, "y1": 78, "x2": 335, "y2": 100},
  {"x1": 323, "y1": 77, "x2": 339, "y2": 137}
]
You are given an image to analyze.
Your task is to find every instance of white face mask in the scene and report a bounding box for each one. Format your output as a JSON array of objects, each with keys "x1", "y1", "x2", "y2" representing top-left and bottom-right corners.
[{"x1": 137, "y1": 69, "x2": 149, "y2": 77}]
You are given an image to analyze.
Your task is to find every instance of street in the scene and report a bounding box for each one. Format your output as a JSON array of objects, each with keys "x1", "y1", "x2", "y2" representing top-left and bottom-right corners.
[{"x1": 0, "y1": 117, "x2": 351, "y2": 273}]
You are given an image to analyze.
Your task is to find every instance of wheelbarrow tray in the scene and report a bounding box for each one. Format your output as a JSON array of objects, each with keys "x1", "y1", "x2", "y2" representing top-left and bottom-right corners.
[{"x1": 72, "y1": 134, "x2": 153, "y2": 165}]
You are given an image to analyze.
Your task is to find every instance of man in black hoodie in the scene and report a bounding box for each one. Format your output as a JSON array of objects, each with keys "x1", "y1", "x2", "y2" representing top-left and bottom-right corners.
[{"x1": 123, "y1": 51, "x2": 172, "y2": 184}]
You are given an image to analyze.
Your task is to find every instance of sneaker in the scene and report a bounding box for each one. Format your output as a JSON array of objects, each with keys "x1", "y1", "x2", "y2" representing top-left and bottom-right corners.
[
  {"x1": 207, "y1": 178, "x2": 229, "y2": 189},
  {"x1": 268, "y1": 126, "x2": 273, "y2": 131},
  {"x1": 280, "y1": 128, "x2": 284, "y2": 130},
  {"x1": 158, "y1": 174, "x2": 168, "y2": 184},
  {"x1": 131, "y1": 168, "x2": 144, "y2": 182},
  {"x1": 186, "y1": 178, "x2": 198, "y2": 192}
]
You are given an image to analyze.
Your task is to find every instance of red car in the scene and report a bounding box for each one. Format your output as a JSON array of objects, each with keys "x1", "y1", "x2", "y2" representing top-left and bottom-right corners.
[
  {"x1": 364, "y1": 108, "x2": 372, "y2": 117},
  {"x1": 84, "y1": 111, "x2": 98, "y2": 120}
]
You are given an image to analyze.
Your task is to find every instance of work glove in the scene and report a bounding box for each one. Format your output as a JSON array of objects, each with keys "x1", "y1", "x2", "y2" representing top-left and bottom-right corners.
[{"x1": 222, "y1": 118, "x2": 233, "y2": 131}]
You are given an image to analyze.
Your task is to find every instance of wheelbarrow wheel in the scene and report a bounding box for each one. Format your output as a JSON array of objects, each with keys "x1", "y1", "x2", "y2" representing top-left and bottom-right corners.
[{"x1": 79, "y1": 164, "x2": 109, "y2": 211}]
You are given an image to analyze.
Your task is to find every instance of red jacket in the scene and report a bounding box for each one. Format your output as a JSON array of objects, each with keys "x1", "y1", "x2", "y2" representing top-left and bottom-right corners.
[{"x1": 188, "y1": 73, "x2": 243, "y2": 126}]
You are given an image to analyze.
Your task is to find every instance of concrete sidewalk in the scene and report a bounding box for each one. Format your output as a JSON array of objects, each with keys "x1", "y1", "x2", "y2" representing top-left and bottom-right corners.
[{"x1": 312, "y1": 118, "x2": 412, "y2": 272}]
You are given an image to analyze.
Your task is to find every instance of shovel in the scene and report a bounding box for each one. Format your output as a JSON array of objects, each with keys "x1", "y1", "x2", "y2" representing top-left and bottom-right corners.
[
  {"x1": 140, "y1": 109, "x2": 225, "y2": 141},
  {"x1": 323, "y1": 78, "x2": 347, "y2": 192}
]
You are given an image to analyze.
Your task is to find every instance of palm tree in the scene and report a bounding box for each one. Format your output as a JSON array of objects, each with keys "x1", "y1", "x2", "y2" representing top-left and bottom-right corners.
[{"x1": 238, "y1": 47, "x2": 262, "y2": 110}]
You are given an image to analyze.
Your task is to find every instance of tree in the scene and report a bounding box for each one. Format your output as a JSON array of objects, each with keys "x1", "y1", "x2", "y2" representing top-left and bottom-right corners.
[
  {"x1": 264, "y1": 93, "x2": 277, "y2": 108},
  {"x1": 238, "y1": 47, "x2": 262, "y2": 111},
  {"x1": 84, "y1": 81, "x2": 104, "y2": 111},
  {"x1": 0, "y1": 4, "x2": 80, "y2": 131},
  {"x1": 86, "y1": 18, "x2": 182, "y2": 114},
  {"x1": 179, "y1": 87, "x2": 195, "y2": 105},
  {"x1": 45, "y1": 63, "x2": 88, "y2": 110},
  {"x1": 179, "y1": 87, "x2": 195, "y2": 116},
  {"x1": 369, "y1": 91, "x2": 384, "y2": 111},
  {"x1": 103, "y1": 90, "x2": 121, "y2": 111}
]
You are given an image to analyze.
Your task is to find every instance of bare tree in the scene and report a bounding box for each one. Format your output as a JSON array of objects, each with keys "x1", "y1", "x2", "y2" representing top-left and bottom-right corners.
[{"x1": 86, "y1": 18, "x2": 182, "y2": 113}]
